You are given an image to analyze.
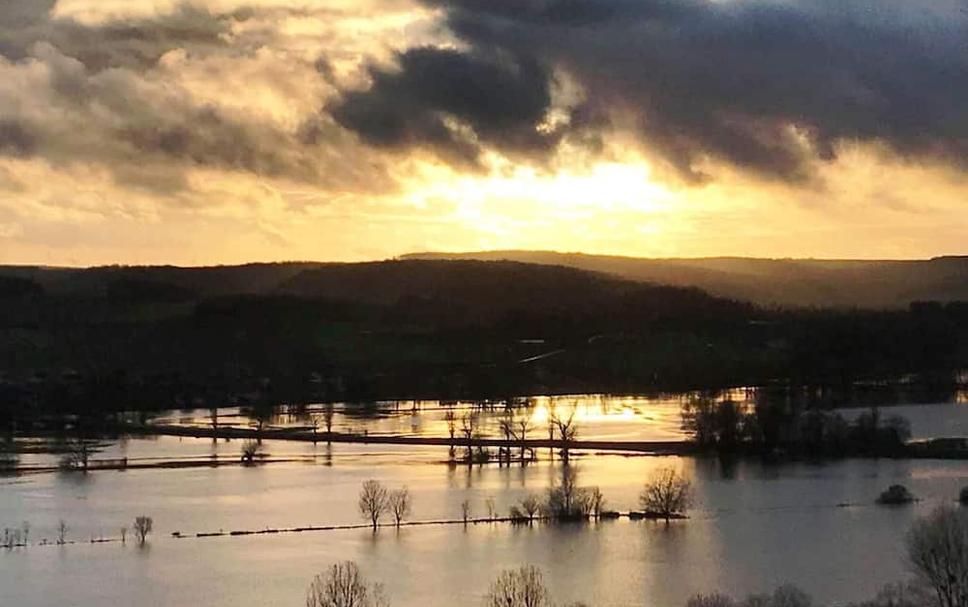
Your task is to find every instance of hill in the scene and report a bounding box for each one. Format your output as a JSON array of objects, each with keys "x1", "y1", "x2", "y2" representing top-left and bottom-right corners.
[
  {"x1": 0, "y1": 259, "x2": 966, "y2": 421},
  {"x1": 401, "y1": 252, "x2": 968, "y2": 309}
]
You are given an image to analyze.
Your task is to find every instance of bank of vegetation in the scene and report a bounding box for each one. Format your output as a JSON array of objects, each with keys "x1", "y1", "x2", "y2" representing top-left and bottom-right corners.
[{"x1": 2, "y1": 260, "x2": 967, "y2": 437}]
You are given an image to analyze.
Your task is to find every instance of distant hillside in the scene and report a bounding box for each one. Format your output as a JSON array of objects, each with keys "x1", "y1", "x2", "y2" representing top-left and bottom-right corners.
[
  {"x1": 0, "y1": 262, "x2": 323, "y2": 297},
  {"x1": 1, "y1": 258, "x2": 967, "y2": 416},
  {"x1": 402, "y1": 252, "x2": 968, "y2": 309},
  {"x1": 274, "y1": 259, "x2": 746, "y2": 323}
]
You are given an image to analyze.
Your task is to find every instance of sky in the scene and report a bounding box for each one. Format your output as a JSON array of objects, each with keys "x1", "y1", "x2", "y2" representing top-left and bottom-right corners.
[{"x1": 0, "y1": 0, "x2": 966, "y2": 266}]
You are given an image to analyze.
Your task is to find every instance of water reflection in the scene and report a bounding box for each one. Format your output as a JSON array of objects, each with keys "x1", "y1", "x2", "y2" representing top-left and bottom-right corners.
[{"x1": 151, "y1": 380, "x2": 968, "y2": 448}]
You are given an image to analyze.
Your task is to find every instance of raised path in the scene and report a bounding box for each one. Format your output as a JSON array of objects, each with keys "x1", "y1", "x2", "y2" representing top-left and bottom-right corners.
[{"x1": 126, "y1": 424, "x2": 694, "y2": 455}]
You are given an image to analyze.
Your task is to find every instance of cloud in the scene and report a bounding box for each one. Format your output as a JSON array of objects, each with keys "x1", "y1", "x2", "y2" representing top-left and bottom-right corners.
[
  {"x1": 0, "y1": 2, "x2": 230, "y2": 71},
  {"x1": 330, "y1": 0, "x2": 968, "y2": 182},
  {"x1": 0, "y1": 120, "x2": 36, "y2": 157},
  {"x1": 329, "y1": 46, "x2": 568, "y2": 166},
  {"x1": 0, "y1": 1, "x2": 417, "y2": 196}
]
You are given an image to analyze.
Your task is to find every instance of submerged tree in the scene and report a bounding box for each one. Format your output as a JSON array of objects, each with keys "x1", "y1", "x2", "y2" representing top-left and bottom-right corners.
[
  {"x1": 306, "y1": 561, "x2": 388, "y2": 607},
  {"x1": 59, "y1": 439, "x2": 95, "y2": 471},
  {"x1": 686, "y1": 585, "x2": 813, "y2": 607},
  {"x1": 520, "y1": 494, "x2": 541, "y2": 523},
  {"x1": 515, "y1": 417, "x2": 535, "y2": 463},
  {"x1": 640, "y1": 468, "x2": 691, "y2": 522},
  {"x1": 57, "y1": 520, "x2": 68, "y2": 545},
  {"x1": 389, "y1": 487, "x2": 412, "y2": 527},
  {"x1": 545, "y1": 466, "x2": 595, "y2": 519},
  {"x1": 486, "y1": 566, "x2": 551, "y2": 607},
  {"x1": 551, "y1": 413, "x2": 578, "y2": 463},
  {"x1": 359, "y1": 480, "x2": 389, "y2": 531},
  {"x1": 323, "y1": 403, "x2": 336, "y2": 437},
  {"x1": 133, "y1": 516, "x2": 153, "y2": 545},
  {"x1": 461, "y1": 499, "x2": 472, "y2": 525},
  {"x1": 241, "y1": 440, "x2": 261, "y2": 464}
]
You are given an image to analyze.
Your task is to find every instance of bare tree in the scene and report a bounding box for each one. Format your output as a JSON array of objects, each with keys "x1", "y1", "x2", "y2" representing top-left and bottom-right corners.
[
  {"x1": 57, "y1": 520, "x2": 68, "y2": 545},
  {"x1": 687, "y1": 594, "x2": 736, "y2": 607},
  {"x1": 545, "y1": 465, "x2": 592, "y2": 519},
  {"x1": 445, "y1": 410, "x2": 457, "y2": 442},
  {"x1": 486, "y1": 565, "x2": 551, "y2": 607},
  {"x1": 306, "y1": 561, "x2": 388, "y2": 607},
  {"x1": 210, "y1": 407, "x2": 219, "y2": 439},
  {"x1": 907, "y1": 505, "x2": 968, "y2": 607},
  {"x1": 133, "y1": 516, "x2": 153, "y2": 545},
  {"x1": 21, "y1": 521, "x2": 29, "y2": 547},
  {"x1": 310, "y1": 415, "x2": 320, "y2": 443},
  {"x1": 359, "y1": 480, "x2": 389, "y2": 531},
  {"x1": 520, "y1": 494, "x2": 541, "y2": 523},
  {"x1": 461, "y1": 499, "x2": 472, "y2": 525},
  {"x1": 120, "y1": 526, "x2": 127, "y2": 544},
  {"x1": 640, "y1": 468, "x2": 691, "y2": 522},
  {"x1": 241, "y1": 440, "x2": 260, "y2": 464},
  {"x1": 499, "y1": 411, "x2": 515, "y2": 463},
  {"x1": 389, "y1": 487, "x2": 412, "y2": 527},
  {"x1": 551, "y1": 413, "x2": 578, "y2": 463},
  {"x1": 460, "y1": 413, "x2": 479, "y2": 464},
  {"x1": 515, "y1": 418, "x2": 535, "y2": 463},
  {"x1": 589, "y1": 487, "x2": 605, "y2": 518},
  {"x1": 60, "y1": 439, "x2": 94, "y2": 471},
  {"x1": 324, "y1": 403, "x2": 336, "y2": 436},
  {"x1": 486, "y1": 497, "x2": 497, "y2": 521}
]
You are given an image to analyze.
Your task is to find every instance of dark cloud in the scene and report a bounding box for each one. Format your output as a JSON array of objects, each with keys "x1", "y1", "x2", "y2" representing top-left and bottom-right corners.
[
  {"x1": 331, "y1": 0, "x2": 968, "y2": 181},
  {"x1": 0, "y1": 120, "x2": 36, "y2": 157},
  {"x1": 330, "y1": 46, "x2": 564, "y2": 165}
]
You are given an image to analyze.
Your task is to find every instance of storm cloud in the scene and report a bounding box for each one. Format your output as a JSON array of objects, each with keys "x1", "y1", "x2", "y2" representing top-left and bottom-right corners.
[
  {"x1": 333, "y1": 0, "x2": 968, "y2": 181},
  {"x1": 330, "y1": 46, "x2": 567, "y2": 165}
]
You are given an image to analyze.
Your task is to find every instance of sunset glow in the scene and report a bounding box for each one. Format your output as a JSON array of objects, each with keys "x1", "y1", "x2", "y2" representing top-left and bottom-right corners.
[{"x1": 1, "y1": 0, "x2": 966, "y2": 265}]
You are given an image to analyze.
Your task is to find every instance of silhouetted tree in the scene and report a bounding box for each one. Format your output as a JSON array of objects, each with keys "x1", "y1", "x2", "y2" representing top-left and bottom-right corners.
[
  {"x1": 133, "y1": 516, "x2": 153, "y2": 545},
  {"x1": 681, "y1": 395, "x2": 718, "y2": 448},
  {"x1": 520, "y1": 494, "x2": 541, "y2": 523},
  {"x1": 306, "y1": 561, "x2": 388, "y2": 607},
  {"x1": 323, "y1": 403, "x2": 335, "y2": 437},
  {"x1": 460, "y1": 413, "x2": 479, "y2": 464},
  {"x1": 687, "y1": 594, "x2": 736, "y2": 607},
  {"x1": 515, "y1": 417, "x2": 535, "y2": 463},
  {"x1": 640, "y1": 468, "x2": 691, "y2": 522},
  {"x1": 241, "y1": 440, "x2": 260, "y2": 464},
  {"x1": 545, "y1": 466, "x2": 593, "y2": 519},
  {"x1": 359, "y1": 480, "x2": 389, "y2": 531},
  {"x1": 60, "y1": 439, "x2": 95, "y2": 471},
  {"x1": 907, "y1": 506, "x2": 968, "y2": 607},
  {"x1": 551, "y1": 413, "x2": 578, "y2": 463},
  {"x1": 389, "y1": 487, "x2": 412, "y2": 527},
  {"x1": 486, "y1": 566, "x2": 550, "y2": 607}
]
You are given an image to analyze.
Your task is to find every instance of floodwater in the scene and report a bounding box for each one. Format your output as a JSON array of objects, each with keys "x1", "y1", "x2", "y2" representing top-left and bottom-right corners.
[{"x1": 3, "y1": 395, "x2": 968, "y2": 607}]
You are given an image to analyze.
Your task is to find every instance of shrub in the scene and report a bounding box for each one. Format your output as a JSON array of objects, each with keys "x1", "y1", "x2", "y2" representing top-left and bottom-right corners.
[{"x1": 877, "y1": 485, "x2": 915, "y2": 505}]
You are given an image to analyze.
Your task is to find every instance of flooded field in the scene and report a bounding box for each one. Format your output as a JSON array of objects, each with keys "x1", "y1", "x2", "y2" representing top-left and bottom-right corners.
[{"x1": 3, "y1": 394, "x2": 968, "y2": 606}]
